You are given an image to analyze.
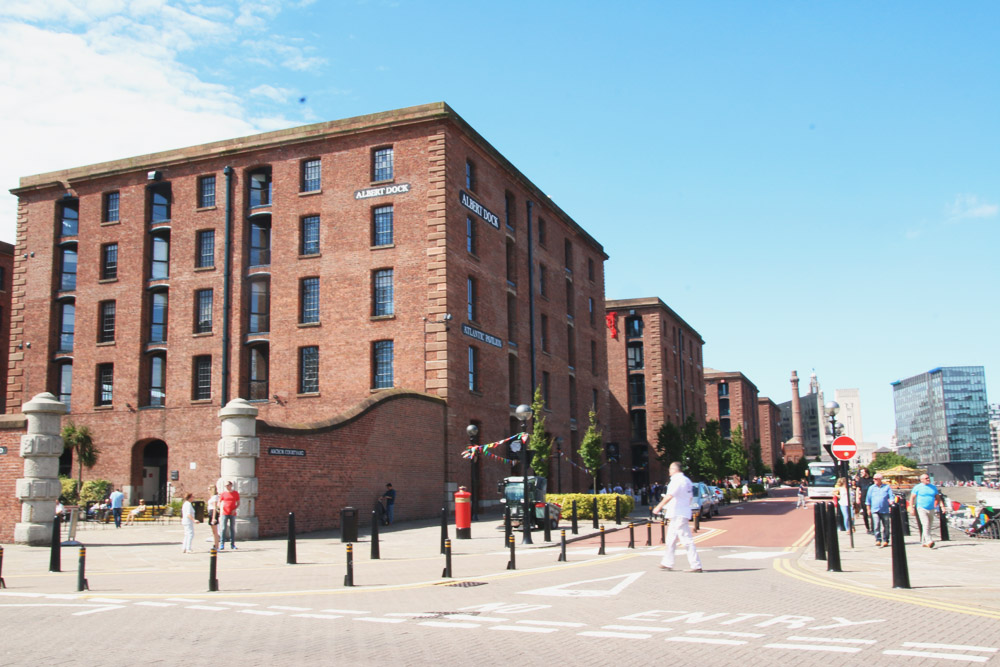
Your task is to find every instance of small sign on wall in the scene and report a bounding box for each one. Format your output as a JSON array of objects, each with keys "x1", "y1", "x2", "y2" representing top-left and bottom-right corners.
[
  {"x1": 0, "y1": 445, "x2": 7, "y2": 455},
  {"x1": 268, "y1": 447, "x2": 306, "y2": 457},
  {"x1": 170, "y1": 470, "x2": 179, "y2": 481}
]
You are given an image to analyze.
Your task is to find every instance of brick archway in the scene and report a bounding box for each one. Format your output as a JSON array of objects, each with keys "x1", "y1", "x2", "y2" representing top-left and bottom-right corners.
[{"x1": 130, "y1": 438, "x2": 168, "y2": 505}]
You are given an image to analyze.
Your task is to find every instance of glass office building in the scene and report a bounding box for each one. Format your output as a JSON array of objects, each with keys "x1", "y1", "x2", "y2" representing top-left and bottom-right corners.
[{"x1": 891, "y1": 366, "x2": 990, "y2": 481}]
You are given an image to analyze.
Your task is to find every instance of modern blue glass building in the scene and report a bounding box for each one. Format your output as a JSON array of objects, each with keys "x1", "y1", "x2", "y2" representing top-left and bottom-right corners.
[{"x1": 891, "y1": 366, "x2": 991, "y2": 481}]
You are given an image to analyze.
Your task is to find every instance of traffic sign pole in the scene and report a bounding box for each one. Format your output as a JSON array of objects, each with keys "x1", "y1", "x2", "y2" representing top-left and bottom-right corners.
[{"x1": 829, "y1": 436, "x2": 857, "y2": 549}]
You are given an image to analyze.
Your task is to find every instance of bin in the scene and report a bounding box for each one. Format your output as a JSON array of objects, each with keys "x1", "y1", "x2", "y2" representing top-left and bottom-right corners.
[
  {"x1": 192, "y1": 500, "x2": 206, "y2": 523},
  {"x1": 341, "y1": 507, "x2": 358, "y2": 542}
]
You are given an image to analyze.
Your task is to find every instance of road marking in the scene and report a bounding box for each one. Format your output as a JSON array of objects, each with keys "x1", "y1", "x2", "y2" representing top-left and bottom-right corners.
[
  {"x1": 84, "y1": 597, "x2": 128, "y2": 604},
  {"x1": 45, "y1": 594, "x2": 78, "y2": 600},
  {"x1": 419, "y1": 621, "x2": 480, "y2": 629},
  {"x1": 134, "y1": 601, "x2": 176, "y2": 607},
  {"x1": 168, "y1": 597, "x2": 204, "y2": 603},
  {"x1": 0, "y1": 592, "x2": 43, "y2": 598},
  {"x1": 579, "y1": 630, "x2": 651, "y2": 639},
  {"x1": 786, "y1": 636, "x2": 876, "y2": 645},
  {"x1": 292, "y1": 614, "x2": 342, "y2": 620},
  {"x1": 239, "y1": 609, "x2": 284, "y2": 616},
  {"x1": 666, "y1": 637, "x2": 746, "y2": 646},
  {"x1": 764, "y1": 643, "x2": 861, "y2": 653},
  {"x1": 446, "y1": 614, "x2": 506, "y2": 622},
  {"x1": 355, "y1": 617, "x2": 406, "y2": 624},
  {"x1": 603, "y1": 624, "x2": 671, "y2": 633},
  {"x1": 186, "y1": 605, "x2": 228, "y2": 611},
  {"x1": 719, "y1": 551, "x2": 791, "y2": 560},
  {"x1": 520, "y1": 571, "x2": 645, "y2": 598},
  {"x1": 883, "y1": 650, "x2": 990, "y2": 663},
  {"x1": 72, "y1": 606, "x2": 123, "y2": 616},
  {"x1": 489, "y1": 625, "x2": 557, "y2": 634},
  {"x1": 687, "y1": 630, "x2": 764, "y2": 638},
  {"x1": 902, "y1": 643, "x2": 997, "y2": 653},
  {"x1": 268, "y1": 605, "x2": 311, "y2": 611},
  {"x1": 321, "y1": 608, "x2": 369, "y2": 614},
  {"x1": 516, "y1": 620, "x2": 585, "y2": 628},
  {"x1": 217, "y1": 602, "x2": 258, "y2": 607}
]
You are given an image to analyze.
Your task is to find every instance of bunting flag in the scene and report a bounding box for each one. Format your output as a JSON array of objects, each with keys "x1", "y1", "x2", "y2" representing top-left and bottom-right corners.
[{"x1": 460, "y1": 432, "x2": 529, "y2": 466}]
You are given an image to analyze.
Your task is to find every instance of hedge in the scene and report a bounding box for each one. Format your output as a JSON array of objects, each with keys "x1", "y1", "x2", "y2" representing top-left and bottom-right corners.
[{"x1": 545, "y1": 493, "x2": 635, "y2": 520}]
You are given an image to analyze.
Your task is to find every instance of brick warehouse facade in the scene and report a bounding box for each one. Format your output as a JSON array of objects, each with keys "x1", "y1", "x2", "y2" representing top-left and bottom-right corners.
[
  {"x1": 757, "y1": 395, "x2": 784, "y2": 471},
  {"x1": 606, "y1": 298, "x2": 705, "y2": 489},
  {"x1": 5, "y1": 103, "x2": 609, "y2": 533},
  {"x1": 704, "y1": 369, "x2": 760, "y2": 460},
  {"x1": 0, "y1": 241, "x2": 12, "y2": 413}
]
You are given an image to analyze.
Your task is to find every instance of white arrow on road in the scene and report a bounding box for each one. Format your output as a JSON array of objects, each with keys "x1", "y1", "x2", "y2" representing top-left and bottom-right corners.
[{"x1": 519, "y1": 572, "x2": 645, "y2": 598}]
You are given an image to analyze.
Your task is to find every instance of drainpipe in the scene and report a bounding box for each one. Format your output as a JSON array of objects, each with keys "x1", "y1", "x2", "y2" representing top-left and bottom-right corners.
[
  {"x1": 221, "y1": 166, "x2": 234, "y2": 405},
  {"x1": 526, "y1": 201, "x2": 537, "y2": 394}
]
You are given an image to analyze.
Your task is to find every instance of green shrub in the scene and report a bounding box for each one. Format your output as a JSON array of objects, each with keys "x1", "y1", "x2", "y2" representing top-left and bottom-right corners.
[
  {"x1": 59, "y1": 476, "x2": 79, "y2": 505},
  {"x1": 749, "y1": 482, "x2": 767, "y2": 497},
  {"x1": 546, "y1": 493, "x2": 635, "y2": 520},
  {"x1": 724, "y1": 488, "x2": 741, "y2": 502},
  {"x1": 79, "y1": 479, "x2": 112, "y2": 505}
]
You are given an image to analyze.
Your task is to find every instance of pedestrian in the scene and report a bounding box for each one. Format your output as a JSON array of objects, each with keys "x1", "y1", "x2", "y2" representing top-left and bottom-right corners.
[
  {"x1": 866, "y1": 472, "x2": 894, "y2": 548},
  {"x1": 796, "y1": 479, "x2": 808, "y2": 508},
  {"x1": 109, "y1": 486, "x2": 124, "y2": 528},
  {"x1": 125, "y1": 499, "x2": 146, "y2": 525},
  {"x1": 181, "y1": 493, "x2": 195, "y2": 553},
  {"x1": 206, "y1": 484, "x2": 220, "y2": 550},
  {"x1": 856, "y1": 468, "x2": 874, "y2": 534},
  {"x1": 833, "y1": 478, "x2": 851, "y2": 531},
  {"x1": 219, "y1": 481, "x2": 240, "y2": 550},
  {"x1": 380, "y1": 483, "x2": 396, "y2": 525},
  {"x1": 909, "y1": 473, "x2": 941, "y2": 548},
  {"x1": 651, "y1": 461, "x2": 703, "y2": 573}
]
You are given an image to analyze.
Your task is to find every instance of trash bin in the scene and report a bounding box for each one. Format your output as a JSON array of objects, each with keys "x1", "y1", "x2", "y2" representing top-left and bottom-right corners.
[
  {"x1": 192, "y1": 501, "x2": 206, "y2": 522},
  {"x1": 341, "y1": 507, "x2": 358, "y2": 542}
]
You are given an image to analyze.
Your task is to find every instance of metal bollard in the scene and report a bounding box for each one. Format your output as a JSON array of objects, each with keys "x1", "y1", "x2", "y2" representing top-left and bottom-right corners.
[
  {"x1": 646, "y1": 522, "x2": 652, "y2": 547},
  {"x1": 442, "y1": 539, "x2": 452, "y2": 578},
  {"x1": 370, "y1": 510, "x2": 381, "y2": 560},
  {"x1": 558, "y1": 529, "x2": 567, "y2": 562},
  {"x1": 592, "y1": 497, "x2": 599, "y2": 529},
  {"x1": 49, "y1": 515, "x2": 61, "y2": 572},
  {"x1": 440, "y1": 507, "x2": 448, "y2": 555},
  {"x1": 628, "y1": 523, "x2": 635, "y2": 549},
  {"x1": 890, "y1": 504, "x2": 911, "y2": 589},
  {"x1": 814, "y1": 502, "x2": 827, "y2": 561},
  {"x1": 661, "y1": 518, "x2": 666, "y2": 544},
  {"x1": 504, "y1": 506, "x2": 512, "y2": 545},
  {"x1": 939, "y1": 506, "x2": 950, "y2": 542},
  {"x1": 543, "y1": 504, "x2": 552, "y2": 543},
  {"x1": 571, "y1": 500, "x2": 579, "y2": 535},
  {"x1": 77, "y1": 546, "x2": 89, "y2": 592},
  {"x1": 286, "y1": 512, "x2": 297, "y2": 565},
  {"x1": 506, "y1": 534, "x2": 516, "y2": 570},
  {"x1": 208, "y1": 547, "x2": 219, "y2": 592},
  {"x1": 598, "y1": 526, "x2": 606, "y2": 555},
  {"x1": 344, "y1": 543, "x2": 354, "y2": 587},
  {"x1": 901, "y1": 502, "x2": 911, "y2": 536},
  {"x1": 615, "y1": 496, "x2": 622, "y2": 525},
  {"x1": 825, "y1": 503, "x2": 841, "y2": 573},
  {"x1": 0, "y1": 545, "x2": 6, "y2": 588},
  {"x1": 693, "y1": 510, "x2": 700, "y2": 533}
]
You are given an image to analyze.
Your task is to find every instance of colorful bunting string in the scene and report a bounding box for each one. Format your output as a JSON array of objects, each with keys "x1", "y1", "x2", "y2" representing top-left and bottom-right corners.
[{"x1": 460, "y1": 432, "x2": 529, "y2": 466}]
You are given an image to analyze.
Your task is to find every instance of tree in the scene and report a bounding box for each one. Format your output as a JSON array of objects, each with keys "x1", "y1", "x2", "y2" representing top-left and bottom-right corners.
[
  {"x1": 773, "y1": 458, "x2": 788, "y2": 480},
  {"x1": 749, "y1": 439, "x2": 768, "y2": 476},
  {"x1": 528, "y1": 386, "x2": 551, "y2": 480},
  {"x1": 725, "y1": 425, "x2": 749, "y2": 479},
  {"x1": 579, "y1": 411, "x2": 604, "y2": 493},
  {"x1": 867, "y1": 452, "x2": 919, "y2": 474},
  {"x1": 680, "y1": 414, "x2": 700, "y2": 452},
  {"x1": 700, "y1": 421, "x2": 727, "y2": 481},
  {"x1": 654, "y1": 421, "x2": 684, "y2": 469},
  {"x1": 62, "y1": 422, "x2": 98, "y2": 497}
]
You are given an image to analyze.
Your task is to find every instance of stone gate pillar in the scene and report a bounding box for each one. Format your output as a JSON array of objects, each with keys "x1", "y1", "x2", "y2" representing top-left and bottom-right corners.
[
  {"x1": 15, "y1": 393, "x2": 67, "y2": 545},
  {"x1": 218, "y1": 398, "x2": 259, "y2": 540}
]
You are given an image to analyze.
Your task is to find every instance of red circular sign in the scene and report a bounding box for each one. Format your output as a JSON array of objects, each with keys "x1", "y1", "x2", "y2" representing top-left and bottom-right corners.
[{"x1": 831, "y1": 436, "x2": 858, "y2": 461}]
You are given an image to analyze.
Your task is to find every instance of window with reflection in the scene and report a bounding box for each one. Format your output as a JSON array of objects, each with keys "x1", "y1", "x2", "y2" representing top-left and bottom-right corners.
[
  {"x1": 101, "y1": 243, "x2": 118, "y2": 280},
  {"x1": 300, "y1": 216, "x2": 320, "y2": 255},
  {"x1": 196, "y1": 230, "x2": 215, "y2": 268},
  {"x1": 249, "y1": 280, "x2": 269, "y2": 333},
  {"x1": 149, "y1": 183, "x2": 171, "y2": 223},
  {"x1": 151, "y1": 234, "x2": 169, "y2": 280},
  {"x1": 299, "y1": 346, "x2": 319, "y2": 394},
  {"x1": 59, "y1": 199, "x2": 79, "y2": 236},
  {"x1": 627, "y1": 342, "x2": 644, "y2": 370},
  {"x1": 198, "y1": 175, "x2": 216, "y2": 208},
  {"x1": 300, "y1": 277, "x2": 319, "y2": 324},
  {"x1": 249, "y1": 345, "x2": 269, "y2": 400},
  {"x1": 250, "y1": 219, "x2": 271, "y2": 266},
  {"x1": 373, "y1": 205, "x2": 393, "y2": 246},
  {"x1": 148, "y1": 354, "x2": 166, "y2": 406},
  {"x1": 373, "y1": 340, "x2": 393, "y2": 389},
  {"x1": 58, "y1": 363, "x2": 73, "y2": 407},
  {"x1": 301, "y1": 159, "x2": 321, "y2": 192},
  {"x1": 195, "y1": 289, "x2": 213, "y2": 333},
  {"x1": 373, "y1": 147, "x2": 393, "y2": 182},
  {"x1": 103, "y1": 192, "x2": 119, "y2": 223},
  {"x1": 373, "y1": 269, "x2": 393, "y2": 316},
  {"x1": 249, "y1": 168, "x2": 272, "y2": 208},
  {"x1": 60, "y1": 247, "x2": 77, "y2": 291},
  {"x1": 97, "y1": 363, "x2": 113, "y2": 406},
  {"x1": 150, "y1": 290, "x2": 168, "y2": 343},
  {"x1": 98, "y1": 301, "x2": 116, "y2": 343},
  {"x1": 193, "y1": 355, "x2": 212, "y2": 400},
  {"x1": 625, "y1": 315, "x2": 643, "y2": 338},
  {"x1": 59, "y1": 302, "x2": 75, "y2": 352}
]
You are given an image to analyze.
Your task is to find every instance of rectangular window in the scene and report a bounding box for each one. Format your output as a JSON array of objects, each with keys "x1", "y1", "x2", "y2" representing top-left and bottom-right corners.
[
  {"x1": 59, "y1": 302, "x2": 75, "y2": 352},
  {"x1": 198, "y1": 175, "x2": 216, "y2": 208},
  {"x1": 373, "y1": 147, "x2": 393, "y2": 182},
  {"x1": 504, "y1": 192, "x2": 515, "y2": 230},
  {"x1": 565, "y1": 279, "x2": 574, "y2": 317},
  {"x1": 149, "y1": 183, "x2": 171, "y2": 223},
  {"x1": 542, "y1": 371, "x2": 551, "y2": 405},
  {"x1": 193, "y1": 355, "x2": 212, "y2": 400},
  {"x1": 538, "y1": 217, "x2": 547, "y2": 246},
  {"x1": 468, "y1": 345, "x2": 479, "y2": 392},
  {"x1": 101, "y1": 243, "x2": 118, "y2": 280},
  {"x1": 373, "y1": 340, "x2": 394, "y2": 389},
  {"x1": 59, "y1": 199, "x2": 79, "y2": 236},
  {"x1": 299, "y1": 346, "x2": 319, "y2": 394},
  {"x1": 300, "y1": 277, "x2": 320, "y2": 324},
  {"x1": 373, "y1": 205, "x2": 393, "y2": 246},
  {"x1": 58, "y1": 363, "x2": 73, "y2": 407},
  {"x1": 588, "y1": 297, "x2": 595, "y2": 325},
  {"x1": 249, "y1": 280, "x2": 269, "y2": 333},
  {"x1": 564, "y1": 239, "x2": 573, "y2": 271},
  {"x1": 103, "y1": 192, "x2": 119, "y2": 223},
  {"x1": 465, "y1": 160, "x2": 476, "y2": 191},
  {"x1": 590, "y1": 339, "x2": 597, "y2": 373},
  {"x1": 373, "y1": 269, "x2": 394, "y2": 316},
  {"x1": 250, "y1": 220, "x2": 271, "y2": 266},
  {"x1": 506, "y1": 293, "x2": 517, "y2": 342},
  {"x1": 567, "y1": 325, "x2": 576, "y2": 368},
  {"x1": 630, "y1": 409, "x2": 647, "y2": 442},
  {"x1": 628, "y1": 374, "x2": 646, "y2": 406},
  {"x1": 149, "y1": 355, "x2": 166, "y2": 406},
  {"x1": 60, "y1": 247, "x2": 77, "y2": 291},
  {"x1": 539, "y1": 264, "x2": 547, "y2": 297},
  {"x1": 508, "y1": 354, "x2": 518, "y2": 405},
  {"x1": 98, "y1": 301, "x2": 116, "y2": 343},
  {"x1": 301, "y1": 159, "x2": 321, "y2": 192},
  {"x1": 627, "y1": 342, "x2": 644, "y2": 370},
  {"x1": 467, "y1": 276, "x2": 477, "y2": 322},
  {"x1": 466, "y1": 216, "x2": 476, "y2": 255},
  {"x1": 151, "y1": 235, "x2": 169, "y2": 279},
  {"x1": 569, "y1": 375, "x2": 577, "y2": 420},
  {"x1": 150, "y1": 291, "x2": 168, "y2": 342},
  {"x1": 195, "y1": 289, "x2": 213, "y2": 334},
  {"x1": 541, "y1": 314, "x2": 549, "y2": 353},
  {"x1": 249, "y1": 169, "x2": 272, "y2": 208},
  {"x1": 588, "y1": 257, "x2": 595, "y2": 281},
  {"x1": 505, "y1": 240, "x2": 516, "y2": 285},
  {"x1": 300, "y1": 215, "x2": 320, "y2": 255},
  {"x1": 0, "y1": 266, "x2": 4, "y2": 290},
  {"x1": 96, "y1": 363, "x2": 113, "y2": 406},
  {"x1": 196, "y1": 230, "x2": 215, "y2": 268}
]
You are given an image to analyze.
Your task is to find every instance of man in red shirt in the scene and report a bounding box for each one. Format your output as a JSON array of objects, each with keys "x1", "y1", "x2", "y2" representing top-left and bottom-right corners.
[{"x1": 219, "y1": 481, "x2": 241, "y2": 550}]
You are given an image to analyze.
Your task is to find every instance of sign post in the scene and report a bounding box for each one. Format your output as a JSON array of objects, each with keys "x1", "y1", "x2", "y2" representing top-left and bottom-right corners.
[{"x1": 828, "y1": 436, "x2": 858, "y2": 549}]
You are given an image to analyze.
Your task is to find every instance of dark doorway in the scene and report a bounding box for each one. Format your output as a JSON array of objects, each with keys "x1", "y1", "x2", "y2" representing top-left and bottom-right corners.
[{"x1": 142, "y1": 440, "x2": 168, "y2": 504}]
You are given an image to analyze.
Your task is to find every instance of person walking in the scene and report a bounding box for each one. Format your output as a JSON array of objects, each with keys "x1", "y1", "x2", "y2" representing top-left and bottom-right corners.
[
  {"x1": 380, "y1": 483, "x2": 396, "y2": 525},
  {"x1": 833, "y1": 478, "x2": 851, "y2": 531},
  {"x1": 866, "y1": 472, "x2": 895, "y2": 547},
  {"x1": 909, "y1": 473, "x2": 942, "y2": 548},
  {"x1": 181, "y1": 493, "x2": 196, "y2": 553},
  {"x1": 219, "y1": 481, "x2": 240, "y2": 550},
  {"x1": 109, "y1": 487, "x2": 124, "y2": 528},
  {"x1": 206, "y1": 485, "x2": 220, "y2": 550},
  {"x1": 796, "y1": 479, "x2": 808, "y2": 508},
  {"x1": 651, "y1": 462, "x2": 703, "y2": 573},
  {"x1": 856, "y1": 468, "x2": 874, "y2": 534}
]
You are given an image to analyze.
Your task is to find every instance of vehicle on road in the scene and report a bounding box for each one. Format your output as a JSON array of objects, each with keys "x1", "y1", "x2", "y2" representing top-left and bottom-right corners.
[
  {"x1": 498, "y1": 476, "x2": 562, "y2": 529},
  {"x1": 692, "y1": 482, "x2": 719, "y2": 518},
  {"x1": 807, "y1": 461, "x2": 837, "y2": 499}
]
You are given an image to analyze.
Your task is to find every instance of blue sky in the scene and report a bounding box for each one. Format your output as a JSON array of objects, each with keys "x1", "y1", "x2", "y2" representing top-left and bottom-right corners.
[{"x1": 2, "y1": 1, "x2": 997, "y2": 446}]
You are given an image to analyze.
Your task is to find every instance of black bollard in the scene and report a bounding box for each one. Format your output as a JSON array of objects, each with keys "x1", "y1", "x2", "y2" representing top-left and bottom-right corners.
[
  {"x1": 814, "y1": 502, "x2": 827, "y2": 561},
  {"x1": 939, "y1": 506, "x2": 950, "y2": 542},
  {"x1": 0, "y1": 545, "x2": 6, "y2": 588},
  {"x1": 208, "y1": 547, "x2": 219, "y2": 591},
  {"x1": 890, "y1": 504, "x2": 911, "y2": 589},
  {"x1": 598, "y1": 526, "x2": 606, "y2": 555},
  {"x1": 442, "y1": 539, "x2": 452, "y2": 578},
  {"x1": 77, "y1": 546, "x2": 89, "y2": 592},
  {"x1": 646, "y1": 522, "x2": 652, "y2": 547},
  {"x1": 592, "y1": 497, "x2": 599, "y2": 529},
  {"x1": 506, "y1": 534, "x2": 516, "y2": 570},
  {"x1": 49, "y1": 515, "x2": 61, "y2": 572},
  {"x1": 912, "y1": 506, "x2": 922, "y2": 539},
  {"x1": 286, "y1": 512, "x2": 297, "y2": 565},
  {"x1": 440, "y1": 507, "x2": 448, "y2": 555},
  {"x1": 370, "y1": 510, "x2": 381, "y2": 559},
  {"x1": 615, "y1": 496, "x2": 622, "y2": 525},
  {"x1": 558, "y1": 529, "x2": 567, "y2": 562},
  {"x1": 344, "y1": 543, "x2": 354, "y2": 587},
  {"x1": 504, "y1": 505, "x2": 512, "y2": 545},
  {"x1": 661, "y1": 518, "x2": 666, "y2": 544},
  {"x1": 900, "y1": 501, "x2": 911, "y2": 536},
  {"x1": 628, "y1": 523, "x2": 635, "y2": 549},
  {"x1": 571, "y1": 500, "x2": 579, "y2": 535},
  {"x1": 543, "y1": 504, "x2": 552, "y2": 543},
  {"x1": 825, "y1": 503, "x2": 842, "y2": 572}
]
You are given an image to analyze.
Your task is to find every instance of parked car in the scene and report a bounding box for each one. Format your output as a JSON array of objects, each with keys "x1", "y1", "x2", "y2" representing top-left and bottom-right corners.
[
  {"x1": 708, "y1": 485, "x2": 725, "y2": 509},
  {"x1": 692, "y1": 482, "x2": 719, "y2": 519}
]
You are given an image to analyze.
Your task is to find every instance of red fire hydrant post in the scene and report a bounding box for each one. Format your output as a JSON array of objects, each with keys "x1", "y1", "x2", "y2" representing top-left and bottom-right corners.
[{"x1": 455, "y1": 486, "x2": 472, "y2": 539}]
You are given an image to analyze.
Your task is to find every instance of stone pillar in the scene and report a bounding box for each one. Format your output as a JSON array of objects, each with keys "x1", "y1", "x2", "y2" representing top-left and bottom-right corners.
[
  {"x1": 14, "y1": 393, "x2": 67, "y2": 545},
  {"x1": 218, "y1": 398, "x2": 259, "y2": 540}
]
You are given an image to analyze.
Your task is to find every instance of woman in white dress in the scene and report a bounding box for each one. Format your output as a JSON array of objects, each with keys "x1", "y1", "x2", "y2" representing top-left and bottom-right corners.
[
  {"x1": 206, "y1": 485, "x2": 220, "y2": 550},
  {"x1": 181, "y1": 493, "x2": 196, "y2": 553}
]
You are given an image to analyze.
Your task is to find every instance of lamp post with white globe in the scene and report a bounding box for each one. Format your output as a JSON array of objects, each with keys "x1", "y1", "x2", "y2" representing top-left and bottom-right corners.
[
  {"x1": 825, "y1": 400, "x2": 854, "y2": 548},
  {"x1": 515, "y1": 403, "x2": 533, "y2": 544}
]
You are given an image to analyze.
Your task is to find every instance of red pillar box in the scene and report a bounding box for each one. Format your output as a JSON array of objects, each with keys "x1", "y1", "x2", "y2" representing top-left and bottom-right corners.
[{"x1": 455, "y1": 487, "x2": 472, "y2": 539}]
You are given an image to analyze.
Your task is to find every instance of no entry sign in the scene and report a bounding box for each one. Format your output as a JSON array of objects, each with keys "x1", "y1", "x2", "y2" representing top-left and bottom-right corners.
[{"x1": 831, "y1": 436, "x2": 858, "y2": 461}]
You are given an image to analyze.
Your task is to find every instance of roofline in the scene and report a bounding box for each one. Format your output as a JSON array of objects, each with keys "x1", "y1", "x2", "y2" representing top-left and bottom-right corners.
[
  {"x1": 704, "y1": 369, "x2": 759, "y2": 392},
  {"x1": 12, "y1": 101, "x2": 607, "y2": 258},
  {"x1": 605, "y1": 296, "x2": 704, "y2": 343}
]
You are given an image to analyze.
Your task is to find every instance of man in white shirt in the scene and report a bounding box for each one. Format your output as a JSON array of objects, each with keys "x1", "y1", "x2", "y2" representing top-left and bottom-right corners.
[{"x1": 651, "y1": 462, "x2": 703, "y2": 572}]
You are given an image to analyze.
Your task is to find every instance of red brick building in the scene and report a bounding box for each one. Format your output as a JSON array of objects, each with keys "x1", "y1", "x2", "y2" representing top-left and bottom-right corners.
[
  {"x1": 704, "y1": 369, "x2": 760, "y2": 451},
  {"x1": 606, "y1": 298, "x2": 705, "y2": 488},
  {"x1": 757, "y1": 396, "x2": 784, "y2": 471},
  {"x1": 0, "y1": 241, "x2": 12, "y2": 413},
  {"x1": 6, "y1": 103, "x2": 609, "y2": 518}
]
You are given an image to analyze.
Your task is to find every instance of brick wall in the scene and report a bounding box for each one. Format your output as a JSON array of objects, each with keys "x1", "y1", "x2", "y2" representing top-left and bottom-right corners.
[{"x1": 0, "y1": 415, "x2": 27, "y2": 543}]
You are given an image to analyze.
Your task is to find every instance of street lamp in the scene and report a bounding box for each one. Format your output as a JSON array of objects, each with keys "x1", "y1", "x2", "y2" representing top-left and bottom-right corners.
[
  {"x1": 467, "y1": 423, "x2": 479, "y2": 522},
  {"x1": 555, "y1": 436, "x2": 564, "y2": 494},
  {"x1": 824, "y1": 400, "x2": 854, "y2": 548},
  {"x1": 515, "y1": 403, "x2": 533, "y2": 544}
]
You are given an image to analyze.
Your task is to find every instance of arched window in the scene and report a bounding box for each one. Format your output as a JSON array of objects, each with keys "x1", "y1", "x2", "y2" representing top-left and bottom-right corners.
[
  {"x1": 249, "y1": 345, "x2": 269, "y2": 400},
  {"x1": 150, "y1": 290, "x2": 168, "y2": 343},
  {"x1": 57, "y1": 362, "x2": 73, "y2": 408},
  {"x1": 249, "y1": 167, "x2": 272, "y2": 208},
  {"x1": 249, "y1": 279, "x2": 269, "y2": 333},
  {"x1": 148, "y1": 353, "x2": 166, "y2": 407},
  {"x1": 58, "y1": 301, "x2": 75, "y2": 352},
  {"x1": 60, "y1": 246, "x2": 77, "y2": 291},
  {"x1": 151, "y1": 233, "x2": 170, "y2": 280},
  {"x1": 249, "y1": 217, "x2": 271, "y2": 266}
]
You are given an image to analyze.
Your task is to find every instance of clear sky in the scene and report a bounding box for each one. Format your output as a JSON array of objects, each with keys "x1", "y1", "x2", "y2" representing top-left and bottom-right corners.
[{"x1": 2, "y1": 1, "x2": 997, "y2": 447}]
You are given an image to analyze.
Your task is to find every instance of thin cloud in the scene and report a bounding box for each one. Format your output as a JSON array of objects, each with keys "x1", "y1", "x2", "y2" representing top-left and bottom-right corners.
[
  {"x1": 242, "y1": 37, "x2": 326, "y2": 71},
  {"x1": 946, "y1": 194, "x2": 998, "y2": 223},
  {"x1": 250, "y1": 84, "x2": 294, "y2": 103}
]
